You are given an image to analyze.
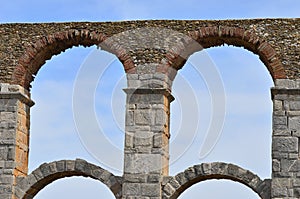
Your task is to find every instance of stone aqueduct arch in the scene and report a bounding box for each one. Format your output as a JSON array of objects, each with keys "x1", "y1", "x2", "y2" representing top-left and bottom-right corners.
[
  {"x1": 15, "y1": 159, "x2": 122, "y2": 199},
  {"x1": 0, "y1": 19, "x2": 300, "y2": 198},
  {"x1": 162, "y1": 162, "x2": 271, "y2": 199}
]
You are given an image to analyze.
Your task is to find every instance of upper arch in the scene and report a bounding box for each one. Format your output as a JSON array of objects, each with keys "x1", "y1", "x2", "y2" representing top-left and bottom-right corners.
[
  {"x1": 15, "y1": 159, "x2": 122, "y2": 199},
  {"x1": 157, "y1": 26, "x2": 286, "y2": 81},
  {"x1": 162, "y1": 162, "x2": 270, "y2": 199},
  {"x1": 12, "y1": 29, "x2": 134, "y2": 89}
]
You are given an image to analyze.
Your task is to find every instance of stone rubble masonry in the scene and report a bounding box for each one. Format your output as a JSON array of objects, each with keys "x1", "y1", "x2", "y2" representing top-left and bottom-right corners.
[
  {"x1": 272, "y1": 79, "x2": 300, "y2": 198},
  {"x1": 1, "y1": 19, "x2": 300, "y2": 89}
]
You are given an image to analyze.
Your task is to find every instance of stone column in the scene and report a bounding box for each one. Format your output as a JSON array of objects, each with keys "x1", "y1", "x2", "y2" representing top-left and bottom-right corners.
[
  {"x1": 0, "y1": 83, "x2": 34, "y2": 199},
  {"x1": 271, "y1": 79, "x2": 300, "y2": 199},
  {"x1": 122, "y1": 73, "x2": 174, "y2": 198}
]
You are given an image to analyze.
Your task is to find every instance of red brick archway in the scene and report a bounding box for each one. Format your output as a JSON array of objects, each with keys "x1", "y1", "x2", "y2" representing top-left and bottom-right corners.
[
  {"x1": 13, "y1": 26, "x2": 285, "y2": 89},
  {"x1": 12, "y1": 29, "x2": 134, "y2": 89},
  {"x1": 157, "y1": 26, "x2": 285, "y2": 81}
]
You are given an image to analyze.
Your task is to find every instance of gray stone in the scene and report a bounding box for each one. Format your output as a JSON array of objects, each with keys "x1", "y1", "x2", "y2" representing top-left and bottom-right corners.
[
  {"x1": 123, "y1": 183, "x2": 141, "y2": 195},
  {"x1": 289, "y1": 116, "x2": 300, "y2": 130},
  {"x1": 141, "y1": 184, "x2": 160, "y2": 197},
  {"x1": 134, "y1": 131, "x2": 153, "y2": 147},
  {"x1": 135, "y1": 110, "x2": 153, "y2": 125},
  {"x1": 272, "y1": 137, "x2": 298, "y2": 153},
  {"x1": 274, "y1": 100, "x2": 283, "y2": 111},
  {"x1": 273, "y1": 116, "x2": 287, "y2": 125},
  {"x1": 125, "y1": 132, "x2": 134, "y2": 148}
]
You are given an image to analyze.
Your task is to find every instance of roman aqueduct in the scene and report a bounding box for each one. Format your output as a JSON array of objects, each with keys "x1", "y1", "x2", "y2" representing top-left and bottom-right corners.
[{"x1": 0, "y1": 18, "x2": 300, "y2": 198}]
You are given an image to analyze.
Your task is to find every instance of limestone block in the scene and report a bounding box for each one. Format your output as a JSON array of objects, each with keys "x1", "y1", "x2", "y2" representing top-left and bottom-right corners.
[
  {"x1": 123, "y1": 183, "x2": 141, "y2": 195},
  {"x1": 124, "y1": 154, "x2": 162, "y2": 174},
  {"x1": 135, "y1": 110, "x2": 153, "y2": 125},
  {"x1": 141, "y1": 183, "x2": 160, "y2": 197},
  {"x1": 134, "y1": 131, "x2": 153, "y2": 147},
  {"x1": 290, "y1": 101, "x2": 300, "y2": 111},
  {"x1": 273, "y1": 116, "x2": 287, "y2": 125},
  {"x1": 272, "y1": 178, "x2": 290, "y2": 197},
  {"x1": 289, "y1": 116, "x2": 300, "y2": 130},
  {"x1": 272, "y1": 137, "x2": 298, "y2": 153}
]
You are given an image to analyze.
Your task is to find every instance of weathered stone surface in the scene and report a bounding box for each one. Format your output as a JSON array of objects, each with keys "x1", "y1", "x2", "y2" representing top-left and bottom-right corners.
[
  {"x1": 272, "y1": 137, "x2": 298, "y2": 153},
  {"x1": 289, "y1": 117, "x2": 300, "y2": 130}
]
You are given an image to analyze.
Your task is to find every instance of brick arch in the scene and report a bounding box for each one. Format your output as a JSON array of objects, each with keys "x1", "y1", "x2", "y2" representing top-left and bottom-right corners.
[
  {"x1": 162, "y1": 162, "x2": 271, "y2": 199},
  {"x1": 15, "y1": 159, "x2": 122, "y2": 199},
  {"x1": 158, "y1": 26, "x2": 286, "y2": 80},
  {"x1": 12, "y1": 29, "x2": 134, "y2": 90}
]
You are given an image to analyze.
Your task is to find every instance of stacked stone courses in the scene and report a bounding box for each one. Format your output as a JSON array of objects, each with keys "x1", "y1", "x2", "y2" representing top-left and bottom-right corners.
[{"x1": 0, "y1": 18, "x2": 300, "y2": 198}]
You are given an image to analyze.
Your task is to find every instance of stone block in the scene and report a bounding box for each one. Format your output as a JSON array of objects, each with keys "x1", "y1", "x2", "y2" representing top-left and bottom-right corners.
[
  {"x1": 124, "y1": 154, "x2": 162, "y2": 174},
  {"x1": 126, "y1": 111, "x2": 134, "y2": 126},
  {"x1": 135, "y1": 110, "x2": 153, "y2": 125},
  {"x1": 0, "y1": 147, "x2": 8, "y2": 160},
  {"x1": 184, "y1": 167, "x2": 196, "y2": 180},
  {"x1": 65, "y1": 160, "x2": 75, "y2": 171},
  {"x1": 155, "y1": 109, "x2": 167, "y2": 125},
  {"x1": 288, "y1": 111, "x2": 300, "y2": 116},
  {"x1": 163, "y1": 183, "x2": 176, "y2": 196},
  {"x1": 55, "y1": 160, "x2": 65, "y2": 172},
  {"x1": 289, "y1": 160, "x2": 300, "y2": 172},
  {"x1": 134, "y1": 131, "x2": 153, "y2": 147},
  {"x1": 125, "y1": 132, "x2": 134, "y2": 148},
  {"x1": 272, "y1": 159, "x2": 280, "y2": 172},
  {"x1": 175, "y1": 172, "x2": 188, "y2": 185},
  {"x1": 0, "y1": 185, "x2": 12, "y2": 194},
  {"x1": 141, "y1": 183, "x2": 160, "y2": 197},
  {"x1": 32, "y1": 168, "x2": 44, "y2": 181},
  {"x1": 274, "y1": 100, "x2": 283, "y2": 111},
  {"x1": 272, "y1": 137, "x2": 298, "y2": 153},
  {"x1": 272, "y1": 178, "x2": 290, "y2": 197},
  {"x1": 289, "y1": 117, "x2": 300, "y2": 130},
  {"x1": 97, "y1": 170, "x2": 112, "y2": 182},
  {"x1": 280, "y1": 159, "x2": 297, "y2": 172},
  {"x1": 290, "y1": 101, "x2": 300, "y2": 111},
  {"x1": 123, "y1": 174, "x2": 147, "y2": 183},
  {"x1": 75, "y1": 159, "x2": 88, "y2": 172},
  {"x1": 273, "y1": 129, "x2": 291, "y2": 136},
  {"x1": 273, "y1": 116, "x2": 287, "y2": 125},
  {"x1": 147, "y1": 174, "x2": 161, "y2": 183},
  {"x1": 123, "y1": 183, "x2": 141, "y2": 195},
  {"x1": 0, "y1": 176, "x2": 13, "y2": 184}
]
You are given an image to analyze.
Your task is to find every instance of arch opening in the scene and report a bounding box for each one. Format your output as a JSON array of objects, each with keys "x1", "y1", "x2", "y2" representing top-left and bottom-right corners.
[
  {"x1": 16, "y1": 159, "x2": 122, "y2": 199},
  {"x1": 178, "y1": 179, "x2": 261, "y2": 199},
  {"x1": 29, "y1": 45, "x2": 126, "y2": 174},
  {"x1": 163, "y1": 162, "x2": 270, "y2": 199},
  {"x1": 33, "y1": 176, "x2": 116, "y2": 199},
  {"x1": 13, "y1": 29, "x2": 134, "y2": 89},
  {"x1": 169, "y1": 46, "x2": 273, "y2": 181},
  {"x1": 163, "y1": 26, "x2": 285, "y2": 81}
]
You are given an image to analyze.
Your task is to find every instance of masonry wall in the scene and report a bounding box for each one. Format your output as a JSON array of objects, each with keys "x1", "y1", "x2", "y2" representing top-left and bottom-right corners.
[
  {"x1": 272, "y1": 79, "x2": 300, "y2": 198},
  {"x1": 0, "y1": 19, "x2": 300, "y2": 86},
  {"x1": 0, "y1": 84, "x2": 33, "y2": 199},
  {"x1": 0, "y1": 19, "x2": 299, "y2": 199}
]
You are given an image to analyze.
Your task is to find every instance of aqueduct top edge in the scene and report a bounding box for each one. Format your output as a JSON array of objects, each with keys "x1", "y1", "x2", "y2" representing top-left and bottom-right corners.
[{"x1": 1, "y1": 18, "x2": 300, "y2": 89}]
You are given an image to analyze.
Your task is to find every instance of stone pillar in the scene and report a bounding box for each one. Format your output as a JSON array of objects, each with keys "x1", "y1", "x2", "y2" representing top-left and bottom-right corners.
[
  {"x1": 272, "y1": 79, "x2": 300, "y2": 199},
  {"x1": 122, "y1": 73, "x2": 174, "y2": 198},
  {"x1": 0, "y1": 83, "x2": 34, "y2": 199}
]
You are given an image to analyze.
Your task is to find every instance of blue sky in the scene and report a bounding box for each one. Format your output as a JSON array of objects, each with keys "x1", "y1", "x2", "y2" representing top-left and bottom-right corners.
[{"x1": 1, "y1": 0, "x2": 300, "y2": 198}]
